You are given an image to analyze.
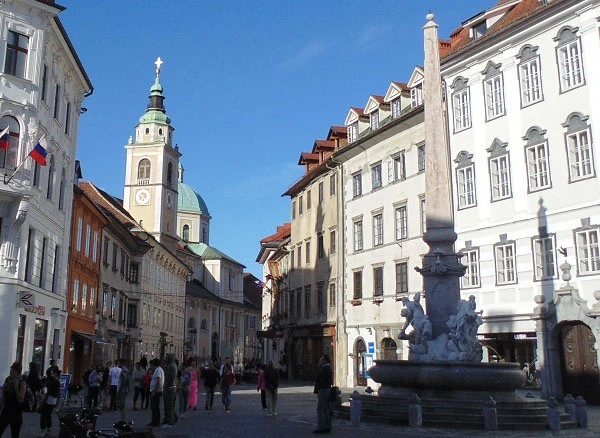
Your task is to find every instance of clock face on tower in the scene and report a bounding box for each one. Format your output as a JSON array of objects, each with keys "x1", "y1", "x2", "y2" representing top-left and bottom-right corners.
[
  {"x1": 135, "y1": 189, "x2": 150, "y2": 205},
  {"x1": 166, "y1": 192, "x2": 174, "y2": 209}
]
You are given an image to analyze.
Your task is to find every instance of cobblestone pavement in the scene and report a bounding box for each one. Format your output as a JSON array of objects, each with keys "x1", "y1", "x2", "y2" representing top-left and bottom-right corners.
[{"x1": 19, "y1": 382, "x2": 600, "y2": 437}]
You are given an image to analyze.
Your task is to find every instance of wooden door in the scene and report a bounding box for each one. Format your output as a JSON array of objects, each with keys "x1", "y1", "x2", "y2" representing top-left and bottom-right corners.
[{"x1": 560, "y1": 323, "x2": 600, "y2": 404}]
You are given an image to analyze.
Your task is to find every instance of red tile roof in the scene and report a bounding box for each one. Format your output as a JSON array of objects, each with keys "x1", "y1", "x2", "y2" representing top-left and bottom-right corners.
[
  {"x1": 371, "y1": 95, "x2": 385, "y2": 104},
  {"x1": 260, "y1": 222, "x2": 291, "y2": 243},
  {"x1": 78, "y1": 181, "x2": 138, "y2": 228},
  {"x1": 299, "y1": 152, "x2": 319, "y2": 164},
  {"x1": 314, "y1": 140, "x2": 335, "y2": 150},
  {"x1": 329, "y1": 126, "x2": 346, "y2": 135},
  {"x1": 391, "y1": 81, "x2": 409, "y2": 92}
]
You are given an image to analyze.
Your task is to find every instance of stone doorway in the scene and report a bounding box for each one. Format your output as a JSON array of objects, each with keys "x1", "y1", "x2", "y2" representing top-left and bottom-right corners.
[
  {"x1": 355, "y1": 338, "x2": 367, "y2": 386},
  {"x1": 559, "y1": 322, "x2": 600, "y2": 404}
]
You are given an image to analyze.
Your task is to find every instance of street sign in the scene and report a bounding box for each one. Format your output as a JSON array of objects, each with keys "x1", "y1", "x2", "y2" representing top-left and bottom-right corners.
[
  {"x1": 368, "y1": 342, "x2": 375, "y2": 354},
  {"x1": 17, "y1": 291, "x2": 35, "y2": 308}
]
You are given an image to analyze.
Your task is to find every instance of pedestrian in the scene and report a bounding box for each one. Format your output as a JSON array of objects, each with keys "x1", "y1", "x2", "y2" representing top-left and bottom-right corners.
[
  {"x1": 187, "y1": 361, "x2": 199, "y2": 411},
  {"x1": 82, "y1": 365, "x2": 93, "y2": 408},
  {"x1": 178, "y1": 362, "x2": 191, "y2": 418},
  {"x1": 142, "y1": 367, "x2": 152, "y2": 409},
  {"x1": 26, "y1": 362, "x2": 41, "y2": 412},
  {"x1": 109, "y1": 361, "x2": 121, "y2": 411},
  {"x1": 39, "y1": 366, "x2": 60, "y2": 437},
  {"x1": 220, "y1": 364, "x2": 236, "y2": 413},
  {"x1": 256, "y1": 364, "x2": 267, "y2": 411},
  {"x1": 162, "y1": 354, "x2": 177, "y2": 428},
  {"x1": 87, "y1": 365, "x2": 101, "y2": 408},
  {"x1": 101, "y1": 361, "x2": 111, "y2": 410},
  {"x1": 116, "y1": 359, "x2": 130, "y2": 422},
  {"x1": 204, "y1": 363, "x2": 218, "y2": 411},
  {"x1": 265, "y1": 361, "x2": 280, "y2": 416},
  {"x1": 140, "y1": 355, "x2": 148, "y2": 371},
  {"x1": 45, "y1": 360, "x2": 55, "y2": 379},
  {"x1": 148, "y1": 358, "x2": 163, "y2": 427},
  {"x1": 0, "y1": 362, "x2": 27, "y2": 437},
  {"x1": 132, "y1": 362, "x2": 145, "y2": 411},
  {"x1": 312, "y1": 355, "x2": 333, "y2": 434}
]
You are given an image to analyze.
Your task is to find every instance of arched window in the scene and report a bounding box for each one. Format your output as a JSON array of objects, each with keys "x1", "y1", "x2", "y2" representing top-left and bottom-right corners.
[
  {"x1": 200, "y1": 319, "x2": 208, "y2": 330},
  {"x1": 381, "y1": 338, "x2": 398, "y2": 360},
  {"x1": 182, "y1": 224, "x2": 190, "y2": 242},
  {"x1": 0, "y1": 116, "x2": 20, "y2": 170},
  {"x1": 137, "y1": 159, "x2": 151, "y2": 184},
  {"x1": 187, "y1": 317, "x2": 196, "y2": 330},
  {"x1": 58, "y1": 169, "x2": 66, "y2": 210},
  {"x1": 167, "y1": 162, "x2": 173, "y2": 185},
  {"x1": 46, "y1": 156, "x2": 55, "y2": 200}
]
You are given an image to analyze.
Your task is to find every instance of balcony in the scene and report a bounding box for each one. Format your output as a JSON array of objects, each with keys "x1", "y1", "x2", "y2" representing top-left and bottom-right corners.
[{"x1": 137, "y1": 178, "x2": 150, "y2": 186}]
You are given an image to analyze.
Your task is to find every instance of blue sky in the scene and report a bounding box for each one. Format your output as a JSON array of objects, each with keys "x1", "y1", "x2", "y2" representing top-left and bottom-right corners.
[{"x1": 60, "y1": 1, "x2": 493, "y2": 278}]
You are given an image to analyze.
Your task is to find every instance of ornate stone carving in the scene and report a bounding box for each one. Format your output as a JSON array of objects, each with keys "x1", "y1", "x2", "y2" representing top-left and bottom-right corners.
[{"x1": 1, "y1": 198, "x2": 30, "y2": 271}]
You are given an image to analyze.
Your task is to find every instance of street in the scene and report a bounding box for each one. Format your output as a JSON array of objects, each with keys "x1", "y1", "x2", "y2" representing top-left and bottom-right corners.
[{"x1": 19, "y1": 382, "x2": 600, "y2": 437}]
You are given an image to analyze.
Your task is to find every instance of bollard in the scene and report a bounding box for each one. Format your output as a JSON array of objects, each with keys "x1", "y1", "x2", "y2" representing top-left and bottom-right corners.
[
  {"x1": 547, "y1": 397, "x2": 561, "y2": 432},
  {"x1": 574, "y1": 396, "x2": 588, "y2": 428},
  {"x1": 350, "y1": 390, "x2": 362, "y2": 427},
  {"x1": 563, "y1": 393, "x2": 575, "y2": 418},
  {"x1": 483, "y1": 396, "x2": 498, "y2": 431},
  {"x1": 408, "y1": 394, "x2": 422, "y2": 428}
]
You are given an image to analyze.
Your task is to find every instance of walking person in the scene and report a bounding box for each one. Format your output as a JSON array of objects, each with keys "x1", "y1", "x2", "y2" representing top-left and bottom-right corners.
[
  {"x1": 101, "y1": 361, "x2": 111, "y2": 410},
  {"x1": 264, "y1": 361, "x2": 280, "y2": 416},
  {"x1": 204, "y1": 363, "x2": 218, "y2": 411},
  {"x1": 312, "y1": 355, "x2": 333, "y2": 434},
  {"x1": 148, "y1": 358, "x2": 163, "y2": 427},
  {"x1": 39, "y1": 366, "x2": 60, "y2": 437},
  {"x1": 178, "y1": 362, "x2": 190, "y2": 418},
  {"x1": 109, "y1": 361, "x2": 121, "y2": 411},
  {"x1": 220, "y1": 364, "x2": 236, "y2": 413},
  {"x1": 26, "y1": 362, "x2": 41, "y2": 412},
  {"x1": 162, "y1": 355, "x2": 177, "y2": 428},
  {"x1": 132, "y1": 362, "x2": 145, "y2": 411},
  {"x1": 256, "y1": 365, "x2": 267, "y2": 411},
  {"x1": 187, "y1": 362, "x2": 199, "y2": 411},
  {"x1": 142, "y1": 367, "x2": 152, "y2": 409},
  {"x1": 0, "y1": 362, "x2": 27, "y2": 438},
  {"x1": 116, "y1": 359, "x2": 130, "y2": 422},
  {"x1": 87, "y1": 365, "x2": 101, "y2": 408}
]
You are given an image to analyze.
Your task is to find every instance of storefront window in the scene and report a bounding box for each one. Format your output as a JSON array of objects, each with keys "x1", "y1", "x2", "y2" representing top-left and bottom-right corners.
[
  {"x1": 16, "y1": 315, "x2": 26, "y2": 364},
  {"x1": 33, "y1": 318, "x2": 48, "y2": 373}
]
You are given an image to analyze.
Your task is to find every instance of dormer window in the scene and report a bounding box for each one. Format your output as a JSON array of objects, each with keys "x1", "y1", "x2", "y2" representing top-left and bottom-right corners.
[
  {"x1": 391, "y1": 98, "x2": 402, "y2": 118},
  {"x1": 473, "y1": 21, "x2": 487, "y2": 40},
  {"x1": 370, "y1": 112, "x2": 379, "y2": 131},
  {"x1": 348, "y1": 122, "x2": 358, "y2": 143},
  {"x1": 410, "y1": 85, "x2": 423, "y2": 108}
]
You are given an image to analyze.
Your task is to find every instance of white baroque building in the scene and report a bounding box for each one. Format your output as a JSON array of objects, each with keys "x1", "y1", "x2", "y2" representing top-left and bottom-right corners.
[{"x1": 0, "y1": 0, "x2": 92, "y2": 375}]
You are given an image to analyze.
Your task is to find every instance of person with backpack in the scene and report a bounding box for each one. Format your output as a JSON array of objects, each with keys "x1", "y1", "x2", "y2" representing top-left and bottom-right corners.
[
  {"x1": 26, "y1": 362, "x2": 41, "y2": 412},
  {"x1": 177, "y1": 362, "x2": 191, "y2": 418},
  {"x1": 264, "y1": 361, "x2": 280, "y2": 416},
  {"x1": 115, "y1": 359, "x2": 130, "y2": 422},
  {"x1": 39, "y1": 365, "x2": 60, "y2": 437}
]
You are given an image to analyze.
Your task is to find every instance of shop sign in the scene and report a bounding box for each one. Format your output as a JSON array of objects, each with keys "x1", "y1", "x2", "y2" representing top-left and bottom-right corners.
[
  {"x1": 368, "y1": 342, "x2": 375, "y2": 354},
  {"x1": 25, "y1": 305, "x2": 46, "y2": 316},
  {"x1": 17, "y1": 291, "x2": 35, "y2": 308}
]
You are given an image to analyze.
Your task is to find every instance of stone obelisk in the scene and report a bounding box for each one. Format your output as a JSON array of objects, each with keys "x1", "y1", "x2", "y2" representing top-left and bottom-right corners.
[{"x1": 417, "y1": 14, "x2": 466, "y2": 339}]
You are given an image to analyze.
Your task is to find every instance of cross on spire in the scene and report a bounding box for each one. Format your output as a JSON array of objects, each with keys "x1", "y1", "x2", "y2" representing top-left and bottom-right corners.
[{"x1": 154, "y1": 57, "x2": 163, "y2": 76}]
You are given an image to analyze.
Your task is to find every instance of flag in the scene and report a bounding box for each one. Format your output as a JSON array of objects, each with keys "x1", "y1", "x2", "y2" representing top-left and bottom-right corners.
[
  {"x1": 255, "y1": 279, "x2": 266, "y2": 288},
  {"x1": 0, "y1": 127, "x2": 9, "y2": 150},
  {"x1": 29, "y1": 139, "x2": 47, "y2": 166}
]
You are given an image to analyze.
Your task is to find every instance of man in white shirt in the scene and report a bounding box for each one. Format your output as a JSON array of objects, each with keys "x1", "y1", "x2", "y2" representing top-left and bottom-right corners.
[
  {"x1": 109, "y1": 362, "x2": 122, "y2": 411},
  {"x1": 149, "y1": 358, "x2": 164, "y2": 427}
]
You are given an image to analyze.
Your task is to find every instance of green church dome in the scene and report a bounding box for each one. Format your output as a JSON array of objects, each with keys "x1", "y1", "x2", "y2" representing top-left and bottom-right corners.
[{"x1": 178, "y1": 181, "x2": 210, "y2": 215}]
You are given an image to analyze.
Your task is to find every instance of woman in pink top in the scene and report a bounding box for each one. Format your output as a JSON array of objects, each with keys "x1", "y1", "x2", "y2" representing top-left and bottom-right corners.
[
  {"x1": 188, "y1": 362, "x2": 199, "y2": 410},
  {"x1": 256, "y1": 364, "x2": 267, "y2": 411}
]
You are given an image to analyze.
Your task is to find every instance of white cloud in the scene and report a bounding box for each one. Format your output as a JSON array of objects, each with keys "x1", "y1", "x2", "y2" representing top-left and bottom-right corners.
[
  {"x1": 277, "y1": 41, "x2": 328, "y2": 72},
  {"x1": 356, "y1": 24, "x2": 392, "y2": 50}
]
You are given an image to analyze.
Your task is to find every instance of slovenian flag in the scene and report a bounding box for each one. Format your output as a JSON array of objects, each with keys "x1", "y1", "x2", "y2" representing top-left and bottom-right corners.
[
  {"x1": 29, "y1": 138, "x2": 48, "y2": 166},
  {"x1": 0, "y1": 127, "x2": 9, "y2": 150}
]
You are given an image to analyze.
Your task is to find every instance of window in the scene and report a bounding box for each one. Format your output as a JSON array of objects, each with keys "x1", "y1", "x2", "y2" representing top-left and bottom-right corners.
[
  {"x1": 318, "y1": 181, "x2": 324, "y2": 204},
  {"x1": 317, "y1": 235, "x2": 324, "y2": 259},
  {"x1": 32, "y1": 161, "x2": 41, "y2": 187},
  {"x1": 329, "y1": 229, "x2": 336, "y2": 254},
  {"x1": 455, "y1": 151, "x2": 476, "y2": 209},
  {"x1": 0, "y1": 116, "x2": 20, "y2": 170},
  {"x1": 76, "y1": 217, "x2": 83, "y2": 251},
  {"x1": 564, "y1": 113, "x2": 594, "y2": 181},
  {"x1": 65, "y1": 102, "x2": 71, "y2": 135},
  {"x1": 81, "y1": 284, "x2": 87, "y2": 314},
  {"x1": 395, "y1": 205, "x2": 407, "y2": 240},
  {"x1": 120, "y1": 250, "x2": 125, "y2": 277},
  {"x1": 373, "y1": 266, "x2": 384, "y2": 297},
  {"x1": 370, "y1": 111, "x2": 379, "y2": 131},
  {"x1": 129, "y1": 263, "x2": 139, "y2": 283},
  {"x1": 352, "y1": 173, "x2": 362, "y2": 197},
  {"x1": 4, "y1": 31, "x2": 28, "y2": 78},
  {"x1": 228, "y1": 270, "x2": 234, "y2": 290},
  {"x1": 41, "y1": 64, "x2": 48, "y2": 102},
  {"x1": 353, "y1": 220, "x2": 363, "y2": 252},
  {"x1": 495, "y1": 242, "x2": 516, "y2": 285},
  {"x1": 58, "y1": 170, "x2": 66, "y2": 210},
  {"x1": 555, "y1": 26, "x2": 584, "y2": 92},
  {"x1": 411, "y1": 84, "x2": 423, "y2": 107},
  {"x1": 317, "y1": 283, "x2": 324, "y2": 312},
  {"x1": 353, "y1": 271, "x2": 362, "y2": 300},
  {"x1": 39, "y1": 238, "x2": 47, "y2": 288},
  {"x1": 46, "y1": 156, "x2": 55, "y2": 200},
  {"x1": 576, "y1": 228, "x2": 600, "y2": 275},
  {"x1": 420, "y1": 197, "x2": 426, "y2": 234},
  {"x1": 533, "y1": 236, "x2": 556, "y2": 280},
  {"x1": 182, "y1": 224, "x2": 190, "y2": 242},
  {"x1": 329, "y1": 283, "x2": 336, "y2": 307},
  {"x1": 348, "y1": 122, "x2": 358, "y2": 143},
  {"x1": 16, "y1": 315, "x2": 25, "y2": 365},
  {"x1": 85, "y1": 224, "x2": 91, "y2": 257},
  {"x1": 462, "y1": 248, "x2": 480, "y2": 288},
  {"x1": 517, "y1": 45, "x2": 542, "y2": 107},
  {"x1": 112, "y1": 243, "x2": 118, "y2": 270},
  {"x1": 451, "y1": 77, "x2": 471, "y2": 131},
  {"x1": 395, "y1": 262, "x2": 408, "y2": 295},
  {"x1": 89, "y1": 288, "x2": 96, "y2": 316},
  {"x1": 92, "y1": 231, "x2": 98, "y2": 262},
  {"x1": 305, "y1": 241, "x2": 310, "y2": 264},
  {"x1": 524, "y1": 127, "x2": 551, "y2": 192},
  {"x1": 102, "y1": 238, "x2": 109, "y2": 264},
  {"x1": 102, "y1": 291, "x2": 108, "y2": 317},
  {"x1": 306, "y1": 190, "x2": 311, "y2": 210},
  {"x1": 329, "y1": 174, "x2": 336, "y2": 196},
  {"x1": 299, "y1": 195, "x2": 303, "y2": 215},
  {"x1": 111, "y1": 294, "x2": 117, "y2": 319},
  {"x1": 72, "y1": 279, "x2": 79, "y2": 312},
  {"x1": 290, "y1": 249, "x2": 294, "y2": 270},
  {"x1": 297, "y1": 246, "x2": 302, "y2": 267},
  {"x1": 292, "y1": 201, "x2": 296, "y2": 219},
  {"x1": 137, "y1": 159, "x2": 151, "y2": 184},
  {"x1": 51, "y1": 245, "x2": 60, "y2": 293},
  {"x1": 373, "y1": 213, "x2": 383, "y2": 246},
  {"x1": 127, "y1": 304, "x2": 137, "y2": 327},
  {"x1": 417, "y1": 144, "x2": 425, "y2": 172},
  {"x1": 482, "y1": 62, "x2": 505, "y2": 120},
  {"x1": 24, "y1": 229, "x2": 34, "y2": 283},
  {"x1": 487, "y1": 139, "x2": 512, "y2": 201},
  {"x1": 390, "y1": 152, "x2": 405, "y2": 182},
  {"x1": 53, "y1": 85, "x2": 60, "y2": 120},
  {"x1": 304, "y1": 285, "x2": 311, "y2": 317},
  {"x1": 391, "y1": 98, "x2": 402, "y2": 118},
  {"x1": 371, "y1": 163, "x2": 382, "y2": 190},
  {"x1": 167, "y1": 162, "x2": 173, "y2": 185},
  {"x1": 296, "y1": 288, "x2": 302, "y2": 317}
]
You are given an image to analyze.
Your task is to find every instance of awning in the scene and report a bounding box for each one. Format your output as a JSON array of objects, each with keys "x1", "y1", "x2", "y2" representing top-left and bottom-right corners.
[
  {"x1": 257, "y1": 330, "x2": 284, "y2": 339},
  {"x1": 72, "y1": 331, "x2": 114, "y2": 345}
]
